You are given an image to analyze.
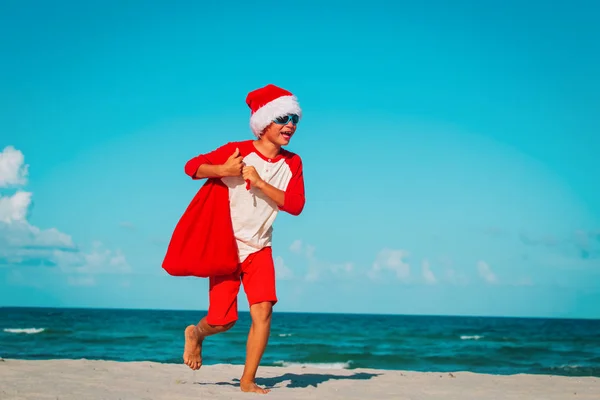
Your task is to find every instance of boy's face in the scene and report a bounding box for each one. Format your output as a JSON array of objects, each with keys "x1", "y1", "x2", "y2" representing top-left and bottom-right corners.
[{"x1": 261, "y1": 114, "x2": 298, "y2": 146}]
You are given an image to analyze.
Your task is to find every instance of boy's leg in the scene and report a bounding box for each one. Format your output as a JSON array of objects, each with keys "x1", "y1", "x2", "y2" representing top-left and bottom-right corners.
[
  {"x1": 240, "y1": 302, "x2": 273, "y2": 393},
  {"x1": 238, "y1": 247, "x2": 278, "y2": 393},
  {"x1": 183, "y1": 270, "x2": 241, "y2": 370}
]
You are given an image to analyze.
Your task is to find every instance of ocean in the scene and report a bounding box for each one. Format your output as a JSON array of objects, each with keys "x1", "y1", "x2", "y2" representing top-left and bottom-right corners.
[{"x1": 1, "y1": 307, "x2": 599, "y2": 377}]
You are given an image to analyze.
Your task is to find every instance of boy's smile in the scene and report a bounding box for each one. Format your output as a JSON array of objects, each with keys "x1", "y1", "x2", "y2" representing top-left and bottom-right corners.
[
  {"x1": 280, "y1": 128, "x2": 293, "y2": 143},
  {"x1": 262, "y1": 115, "x2": 297, "y2": 147},
  {"x1": 276, "y1": 124, "x2": 295, "y2": 145}
]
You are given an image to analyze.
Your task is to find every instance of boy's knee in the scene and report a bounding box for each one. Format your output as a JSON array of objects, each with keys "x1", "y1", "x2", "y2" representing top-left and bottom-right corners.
[
  {"x1": 251, "y1": 301, "x2": 273, "y2": 324},
  {"x1": 222, "y1": 320, "x2": 236, "y2": 331},
  {"x1": 208, "y1": 320, "x2": 236, "y2": 332}
]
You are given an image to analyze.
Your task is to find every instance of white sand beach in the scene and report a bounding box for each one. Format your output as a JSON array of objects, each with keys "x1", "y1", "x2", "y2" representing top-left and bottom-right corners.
[{"x1": 1, "y1": 358, "x2": 598, "y2": 399}]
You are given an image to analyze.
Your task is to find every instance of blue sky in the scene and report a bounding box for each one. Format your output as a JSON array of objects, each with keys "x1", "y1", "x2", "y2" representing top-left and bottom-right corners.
[{"x1": 1, "y1": 0, "x2": 599, "y2": 318}]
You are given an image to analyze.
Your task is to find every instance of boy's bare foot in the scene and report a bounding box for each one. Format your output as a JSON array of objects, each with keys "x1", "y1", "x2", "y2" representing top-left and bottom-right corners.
[
  {"x1": 240, "y1": 380, "x2": 270, "y2": 394},
  {"x1": 183, "y1": 325, "x2": 203, "y2": 370}
]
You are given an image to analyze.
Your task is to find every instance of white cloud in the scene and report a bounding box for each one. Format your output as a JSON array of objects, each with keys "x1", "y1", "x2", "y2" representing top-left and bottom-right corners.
[
  {"x1": 289, "y1": 239, "x2": 302, "y2": 254},
  {"x1": 287, "y1": 241, "x2": 354, "y2": 282},
  {"x1": 0, "y1": 146, "x2": 130, "y2": 282},
  {"x1": 0, "y1": 191, "x2": 31, "y2": 223},
  {"x1": 0, "y1": 146, "x2": 28, "y2": 187},
  {"x1": 59, "y1": 243, "x2": 131, "y2": 287},
  {"x1": 1, "y1": 230, "x2": 130, "y2": 277},
  {"x1": 369, "y1": 248, "x2": 410, "y2": 281},
  {"x1": 288, "y1": 239, "x2": 316, "y2": 280},
  {"x1": 421, "y1": 259, "x2": 437, "y2": 284},
  {"x1": 56, "y1": 241, "x2": 130, "y2": 275},
  {"x1": 312, "y1": 260, "x2": 354, "y2": 281},
  {"x1": 289, "y1": 239, "x2": 315, "y2": 260},
  {"x1": 477, "y1": 260, "x2": 498, "y2": 284},
  {"x1": 274, "y1": 256, "x2": 294, "y2": 280},
  {"x1": 0, "y1": 220, "x2": 74, "y2": 249}
]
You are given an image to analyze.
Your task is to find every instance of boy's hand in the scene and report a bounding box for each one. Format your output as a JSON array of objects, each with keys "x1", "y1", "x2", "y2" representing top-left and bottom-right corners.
[
  {"x1": 242, "y1": 166, "x2": 264, "y2": 188},
  {"x1": 220, "y1": 148, "x2": 243, "y2": 177}
]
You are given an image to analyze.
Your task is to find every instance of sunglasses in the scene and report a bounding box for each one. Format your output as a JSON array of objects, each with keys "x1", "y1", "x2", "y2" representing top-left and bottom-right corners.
[{"x1": 273, "y1": 114, "x2": 299, "y2": 125}]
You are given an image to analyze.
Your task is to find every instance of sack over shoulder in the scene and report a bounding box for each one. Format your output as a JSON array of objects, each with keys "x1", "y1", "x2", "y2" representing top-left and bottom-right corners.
[{"x1": 162, "y1": 178, "x2": 239, "y2": 278}]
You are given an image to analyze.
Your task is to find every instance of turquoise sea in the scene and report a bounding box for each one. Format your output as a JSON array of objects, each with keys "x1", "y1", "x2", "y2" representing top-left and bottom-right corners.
[{"x1": 1, "y1": 307, "x2": 599, "y2": 377}]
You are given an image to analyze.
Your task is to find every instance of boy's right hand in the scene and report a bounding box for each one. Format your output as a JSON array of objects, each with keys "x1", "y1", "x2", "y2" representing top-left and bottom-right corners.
[{"x1": 220, "y1": 148, "x2": 244, "y2": 177}]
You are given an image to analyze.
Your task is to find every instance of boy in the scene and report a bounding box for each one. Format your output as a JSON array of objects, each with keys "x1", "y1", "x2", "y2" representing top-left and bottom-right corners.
[{"x1": 179, "y1": 84, "x2": 305, "y2": 394}]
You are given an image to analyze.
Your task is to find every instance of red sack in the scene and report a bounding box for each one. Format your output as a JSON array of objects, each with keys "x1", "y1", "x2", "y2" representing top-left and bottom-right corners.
[{"x1": 162, "y1": 178, "x2": 239, "y2": 278}]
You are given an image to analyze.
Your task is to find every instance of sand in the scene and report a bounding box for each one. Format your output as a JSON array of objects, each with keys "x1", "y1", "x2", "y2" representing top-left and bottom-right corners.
[{"x1": 1, "y1": 358, "x2": 598, "y2": 399}]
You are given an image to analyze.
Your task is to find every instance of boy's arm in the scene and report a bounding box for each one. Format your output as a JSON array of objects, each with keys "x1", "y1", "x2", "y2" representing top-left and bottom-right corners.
[
  {"x1": 193, "y1": 164, "x2": 227, "y2": 179},
  {"x1": 254, "y1": 179, "x2": 285, "y2": 207},
  {"x1": 244, "y1": 155, "x2": 305, "y2": 216},
  {"x1": 184, "y1": 143, "x2": 243, "y2": 179}
]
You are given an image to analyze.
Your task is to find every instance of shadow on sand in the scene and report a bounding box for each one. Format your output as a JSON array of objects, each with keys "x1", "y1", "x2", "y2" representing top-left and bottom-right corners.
[{"x1": 194, "y1": 371, "x2": 381, "y2": 389}]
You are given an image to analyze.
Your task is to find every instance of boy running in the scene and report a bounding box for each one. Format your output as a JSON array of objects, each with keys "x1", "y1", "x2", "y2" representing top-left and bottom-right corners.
[{"x1": 179, "y1": 84, "x2": 306, "y2": 394}]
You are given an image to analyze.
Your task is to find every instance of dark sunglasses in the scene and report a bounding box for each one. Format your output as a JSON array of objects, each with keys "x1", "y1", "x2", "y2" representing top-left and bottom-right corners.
[{"x1": 273, "y1": 114, "x2": 299, "y2": 125}]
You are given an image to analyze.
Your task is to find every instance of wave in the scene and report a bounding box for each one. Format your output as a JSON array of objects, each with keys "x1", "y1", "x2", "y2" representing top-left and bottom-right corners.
[
  {"x1": 536, "y1": 364, "x2": 600, "y2": 377},
  {"x1": 3, "y1": 328, "x2": 45, "y2": 334},
  {"x1": 460, "y1": 335, "x2": 484, "y2": 340},
  {"x1": 273, "y1": 360, "x2": 352, "y2": 369}
]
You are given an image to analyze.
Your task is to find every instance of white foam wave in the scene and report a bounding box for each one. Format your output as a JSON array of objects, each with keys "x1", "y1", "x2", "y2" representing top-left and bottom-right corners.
[
  {"x1": 273, "y1": 361, "x2": 351, "y2": 369},
  {"x1": 3, "y1": 328, "x2": 45, "y2": 334},
  {"x1": 278, "y1": 333, "x2": 292, "y2": 337},
  {"x1": 460, "y1": 335, "x2": 484, "y2": 340}
]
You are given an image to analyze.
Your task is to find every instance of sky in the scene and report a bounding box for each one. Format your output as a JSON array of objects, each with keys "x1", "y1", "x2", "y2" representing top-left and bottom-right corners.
[{"x1": 1, "y1": 0, "x2": 599, "y2": 319}]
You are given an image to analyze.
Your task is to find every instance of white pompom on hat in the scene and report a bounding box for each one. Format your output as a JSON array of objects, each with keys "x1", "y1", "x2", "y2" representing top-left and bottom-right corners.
[{"x1": 245, "y1": 84, "x2": 302, "y2": 137}]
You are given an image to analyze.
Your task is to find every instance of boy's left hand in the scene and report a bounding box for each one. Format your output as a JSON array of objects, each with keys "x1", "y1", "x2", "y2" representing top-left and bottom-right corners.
[{"x1": 242, "y1": 166, "x2": 264, "y2": 188}]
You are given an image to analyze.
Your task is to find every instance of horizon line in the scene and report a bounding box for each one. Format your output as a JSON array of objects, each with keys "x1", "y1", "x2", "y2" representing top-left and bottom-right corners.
[{"x1": 1, "y1": 304, "x2": 597, "y2": 321}]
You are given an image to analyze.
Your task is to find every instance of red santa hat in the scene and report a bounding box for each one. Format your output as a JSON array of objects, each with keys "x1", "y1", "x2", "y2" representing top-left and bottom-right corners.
[{"x1": 246, "y1": 84, "x2": 302, "y2": 137}]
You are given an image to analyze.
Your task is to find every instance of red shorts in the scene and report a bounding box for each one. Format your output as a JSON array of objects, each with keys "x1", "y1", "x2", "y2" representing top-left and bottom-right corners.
[{"x1": 206, "y1": 246, "x2": 278, "y2": 326}]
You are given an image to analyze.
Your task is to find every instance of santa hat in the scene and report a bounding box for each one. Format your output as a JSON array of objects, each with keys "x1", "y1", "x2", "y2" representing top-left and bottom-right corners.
[{"x1": 246, "y1": 84, "x2": 302, "y2": 137}]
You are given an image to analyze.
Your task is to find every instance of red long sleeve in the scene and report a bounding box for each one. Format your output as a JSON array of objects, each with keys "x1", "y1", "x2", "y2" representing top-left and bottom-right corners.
[
  {"x1": 279, "y1": 155, "x2": 305, "y2": 216},
  {"x1": 184, "y1": 142, "x2": 237, "y2": 179}
]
